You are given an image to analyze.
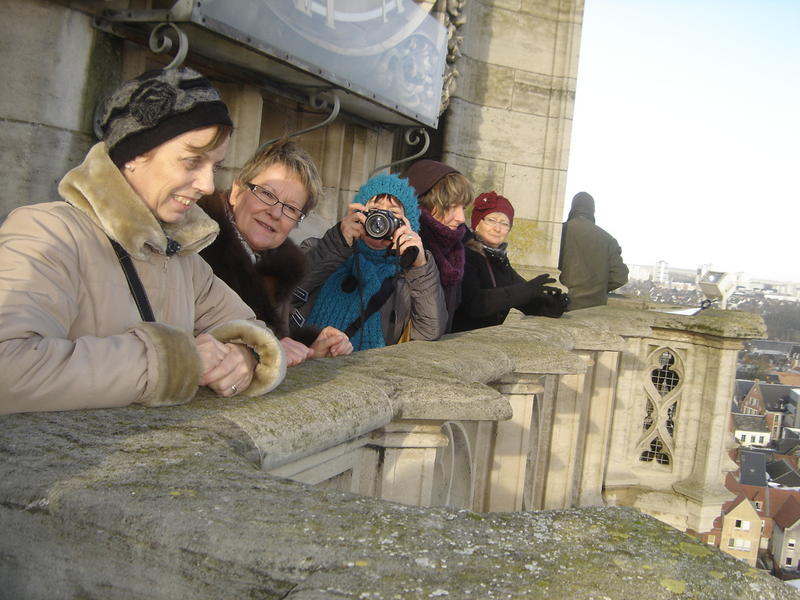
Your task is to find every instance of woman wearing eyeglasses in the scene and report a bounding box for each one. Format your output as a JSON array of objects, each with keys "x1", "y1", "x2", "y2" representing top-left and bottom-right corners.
[
  {"x1": 451, "y1": 192, "x2": 566, "y2": 333},
  {"x1": 199, "y1": 139, "x2": 352, "y2": 366}
]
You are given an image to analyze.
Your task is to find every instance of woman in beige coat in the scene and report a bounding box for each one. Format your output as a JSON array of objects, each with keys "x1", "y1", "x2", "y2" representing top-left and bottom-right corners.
[{"x1": 0, "y1": 68, "x2": 285, "y2": 415}]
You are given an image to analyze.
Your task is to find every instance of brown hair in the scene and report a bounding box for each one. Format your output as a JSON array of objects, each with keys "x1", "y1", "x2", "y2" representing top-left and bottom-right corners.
[
  {"x1": 418, "y1": 171, "x2": 474, "y2": 218},
  {"x1": 234, "y1": 138, "x2": 323, "y2": 214},
  {"x1": 188, "y1": 124, "x2": 233, "y2": 154}
]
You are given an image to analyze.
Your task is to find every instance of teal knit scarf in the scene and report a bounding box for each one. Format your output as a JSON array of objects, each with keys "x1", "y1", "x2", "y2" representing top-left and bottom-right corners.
[{"x1": 307, "y1": 240, "x2": 399, "y2": 350}]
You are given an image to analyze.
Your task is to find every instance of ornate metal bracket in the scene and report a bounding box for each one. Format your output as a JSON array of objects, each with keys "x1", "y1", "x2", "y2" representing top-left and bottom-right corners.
[
  {"x1": 149, "y1": 22, "x2": 189, "y2": 70},
  {"x1": 257, "y1": 90, "x2": 341, "y2": 152},
  {"x1": 369, "y1": 127, "x2": 430, "y2": 177}
]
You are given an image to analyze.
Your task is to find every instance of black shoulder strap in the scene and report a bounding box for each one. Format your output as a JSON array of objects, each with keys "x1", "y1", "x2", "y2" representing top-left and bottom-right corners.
[
  {"x1": 109, "y1": 238, "x2": 156, "y2": 322},
  {"x1": 343, "y1": 276, "x2": 395, "y2": 338}
]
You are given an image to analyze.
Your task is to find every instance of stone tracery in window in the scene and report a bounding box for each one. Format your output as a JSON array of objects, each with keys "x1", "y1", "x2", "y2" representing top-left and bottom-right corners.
[
  {"x1": 666, "y1": 401, "x2": 677, "y2": 437},
  {"x1": 640, "y1": 436, "x2": 670, "y2": 464},
  {"x1": 642, "y1": 399, "x2": 655, "y2": 431},
  {"x1": 638, "y1": 347, "x2": 684, "y2": 467}
]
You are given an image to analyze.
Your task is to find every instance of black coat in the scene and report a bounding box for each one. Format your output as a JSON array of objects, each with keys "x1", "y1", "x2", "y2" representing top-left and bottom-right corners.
[
  {"x1": 198, "y1": 193, "x2": 319, "y2": 346},
  {"x1": 452, "y1": 233, "x2": 567, "y2": 333},
  {"x1": 451, "y1": 234, "x2": 527, "y2": 332}
]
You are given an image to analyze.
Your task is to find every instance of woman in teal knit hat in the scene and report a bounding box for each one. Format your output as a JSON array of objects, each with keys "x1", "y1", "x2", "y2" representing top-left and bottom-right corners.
[{"x1": 299, "y1": 173, "x2": 447, "y2": 351}]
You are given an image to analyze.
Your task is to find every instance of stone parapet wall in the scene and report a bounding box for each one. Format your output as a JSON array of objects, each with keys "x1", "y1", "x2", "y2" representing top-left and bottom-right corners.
[{"x1": 2, "y1": 303, "x2": 783, "y2": 598}]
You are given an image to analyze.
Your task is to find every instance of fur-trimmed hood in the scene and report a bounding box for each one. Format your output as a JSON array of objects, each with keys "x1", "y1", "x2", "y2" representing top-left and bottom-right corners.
[{"x1": 58, "y1": 142, "x2": 219, "y2": 260}]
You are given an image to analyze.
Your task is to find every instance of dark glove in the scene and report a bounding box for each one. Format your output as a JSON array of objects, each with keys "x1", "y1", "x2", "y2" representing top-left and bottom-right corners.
[
  {"x1": 519, "y1": 286, "x2": 570, "y2": 318},
  {"x1": 506, "y1": 274, "x2": 557, "y2": 310},
  {"x1": 527, "y1": 273, "x2": 557, "y2": 294}
]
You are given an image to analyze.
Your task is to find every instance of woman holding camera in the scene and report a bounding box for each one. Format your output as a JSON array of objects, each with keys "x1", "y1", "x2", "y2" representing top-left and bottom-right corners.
[{"x1": 299, "y1": 174, "x2": 446, "y2": 351}]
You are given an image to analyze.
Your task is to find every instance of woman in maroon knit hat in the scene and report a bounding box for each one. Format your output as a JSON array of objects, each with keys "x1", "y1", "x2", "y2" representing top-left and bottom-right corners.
[
  {"x1": 451, "y1": 191, "x2": 566, "y2": 332},
  {"x1": 403, "y1": 159, "x2": 474, "y2": 332}
]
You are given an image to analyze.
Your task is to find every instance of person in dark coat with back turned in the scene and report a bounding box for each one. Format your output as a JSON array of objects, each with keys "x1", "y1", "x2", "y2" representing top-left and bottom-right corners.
[
  {"x1": 558, "y1": 191, "x2": 628, "y2": 310},
  {"x1": 451, "y1": 192, "x2": 564, "y2": 332},
  {"x1": 199, "y1": 140, "x2": 352, "y2": 366}
]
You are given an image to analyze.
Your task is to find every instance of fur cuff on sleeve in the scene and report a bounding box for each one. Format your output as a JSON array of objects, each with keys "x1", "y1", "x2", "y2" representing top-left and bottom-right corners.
[
  {"x1": 134, "y1": 322, "x2": 202, "y2": 407},
  {"x1": 208, "y1": 320, "x2": 286, "y2": 396}
]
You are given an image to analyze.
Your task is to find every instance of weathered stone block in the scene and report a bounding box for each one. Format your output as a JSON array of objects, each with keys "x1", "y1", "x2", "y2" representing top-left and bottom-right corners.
[
  {"x1": 464, "y1": 2, "x2": 559, "y2": 74},
  {"x1": 446, "y1": 98, "x2": 548, "y2": 166},
  {"x1": 504, "y1": 162, "x2": 567, "y2": 223},
  {"x1": 0, "y1": 1, "x2": 94, "y2": 130},
  {"x1": 0, "y1": 120, "x2": 93, "y2": 217},
  {"x1": 446, "y1": 154, "x2": 507, "y2": 197},
  {"x1": 518, "y1": 0, "x2": 585, "y2": 22},
  {"x1": 507, "y1": 217, "x2": 560, "y2": 270},
  {"x1": 513, "y1": 70, "x2": 577, "y2": 118},
  {"x1": 455, "y1": 56, "x2": 515, "y2": 109}
]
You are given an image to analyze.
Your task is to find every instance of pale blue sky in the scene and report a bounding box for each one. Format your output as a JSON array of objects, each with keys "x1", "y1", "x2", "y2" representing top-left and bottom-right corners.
[{"x1": 564, "y1": 0, "x2": 799, "y2": 282}]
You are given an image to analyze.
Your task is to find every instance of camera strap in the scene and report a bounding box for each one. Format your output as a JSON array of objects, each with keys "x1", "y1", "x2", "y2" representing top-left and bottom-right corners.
[{"x1": 343, "y1": 276, "x2": 395, "y2": 338}]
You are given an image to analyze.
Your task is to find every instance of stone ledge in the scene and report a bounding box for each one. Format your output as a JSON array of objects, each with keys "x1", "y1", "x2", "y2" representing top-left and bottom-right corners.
[
  {"x1": 1, "y1": 424, "x2": 796, "y2": 600},
  {"x1": 571, "y1": 301, "x2": 766, "y2": 339},
  {"x1": 0, "y1": 308, "x2": 775, "y2": 598}
]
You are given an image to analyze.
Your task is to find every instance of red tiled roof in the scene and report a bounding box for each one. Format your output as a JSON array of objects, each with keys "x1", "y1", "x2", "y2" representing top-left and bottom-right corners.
[
  {"x1": 773, "y1": 496, "x2": 800, "y2": 530},
  {"x1": 767, "y1": 488, "x2": 799, "y2": 520}
]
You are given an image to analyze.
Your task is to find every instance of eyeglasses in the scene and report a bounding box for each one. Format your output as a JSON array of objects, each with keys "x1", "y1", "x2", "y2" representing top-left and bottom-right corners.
[
  {"x1": 484, "y1": 217, "x2": 511, "y2": 230},
  {"x1": 245, "y1": 182, "x2": 306, "y2": 222}
]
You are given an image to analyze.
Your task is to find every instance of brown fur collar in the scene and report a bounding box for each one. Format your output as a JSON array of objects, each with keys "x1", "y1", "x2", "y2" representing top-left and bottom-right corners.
[
  {"x1": 58, "y1": 142, "x2": 219, "y2": 260},
  {"x1": 464, "y1": 234, "x2": 487, "y2": 257},
  {"x1": 199, "y1": 192, "x2": 308, "y2": 338}
]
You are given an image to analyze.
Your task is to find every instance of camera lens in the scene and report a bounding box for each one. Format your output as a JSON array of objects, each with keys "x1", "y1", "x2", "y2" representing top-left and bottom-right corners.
[{"x1": 365, "y1": 212, "x2": 391, "y2": 238}]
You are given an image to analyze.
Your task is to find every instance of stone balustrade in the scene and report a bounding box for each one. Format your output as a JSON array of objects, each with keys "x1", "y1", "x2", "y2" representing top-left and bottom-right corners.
[{"x1": 3, "y1": 301, "x2": 792, "y2": 599}]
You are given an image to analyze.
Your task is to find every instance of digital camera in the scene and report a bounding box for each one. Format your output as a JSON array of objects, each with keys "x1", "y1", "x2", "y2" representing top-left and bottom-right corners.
[{"x1": 362, "y1": 209, "x2": 403, "y2": 240}]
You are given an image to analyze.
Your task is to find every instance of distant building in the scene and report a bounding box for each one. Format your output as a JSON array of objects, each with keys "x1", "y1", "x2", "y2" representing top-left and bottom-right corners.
[
  {"x1": 718, "y1": 497, "x2": 763, "y2": 566},
  {"x1": 732, "y1": 413, "x2": 771, "y2": 447},
  {"x1": 772, "y1": 497, "x2": 800, "y2": 573},
  {"x1": 700, "y1": 451, "x2": 800, "y2": 571},
  {"x1": 734, "y1": 380, "x2": 799, "y2": 436},
  {"x1": 767, "y1": 461, "x2": 800, "y2": 488},
  {"x1": 654, "y1": 260, "x2": 669, "y2": 284}
]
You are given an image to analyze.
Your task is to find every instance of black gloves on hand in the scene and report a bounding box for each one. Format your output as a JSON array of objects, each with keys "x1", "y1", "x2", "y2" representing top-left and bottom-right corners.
[
  {"x1": 519, "y1": 274, "x2": 569, "y2": 318},
  {"x1": 527, "y1": 273, "x2": 557, "y2": 294}
]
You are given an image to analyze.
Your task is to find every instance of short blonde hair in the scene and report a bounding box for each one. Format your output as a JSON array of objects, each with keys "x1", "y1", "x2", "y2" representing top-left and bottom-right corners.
[
  {"x1": 418, "y1": 171, "x2": 474, "y2": 218},
  {"x1": 234, "y1": 139, "x2": 323, "y2": 213}
]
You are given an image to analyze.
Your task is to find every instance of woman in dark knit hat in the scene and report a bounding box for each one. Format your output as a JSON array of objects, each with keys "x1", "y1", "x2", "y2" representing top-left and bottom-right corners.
[
  {"x1": 451, "y1": 191, "x2": 566, "y2": 333},
  {"x1": 403, "y1": 159, "x2": 474, "y2": 332},
  {"x1": 0, "y1": 67, "x2": 285, "y2": 415}
]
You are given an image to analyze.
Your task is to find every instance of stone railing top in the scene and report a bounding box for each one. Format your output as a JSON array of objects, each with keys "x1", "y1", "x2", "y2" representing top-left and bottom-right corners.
[
  {"x1": 0, "y1": 304, "x2": 760, "y2": 473},
  {"x1": 0, "y1": 403, "x2": 795, "y2": 599},
  {"x1": 0, "y1": 303, "x2": 780, "y2": 598},
  {"x1": 576, "y1": 299, "x2": 767, "y2": 340}
]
